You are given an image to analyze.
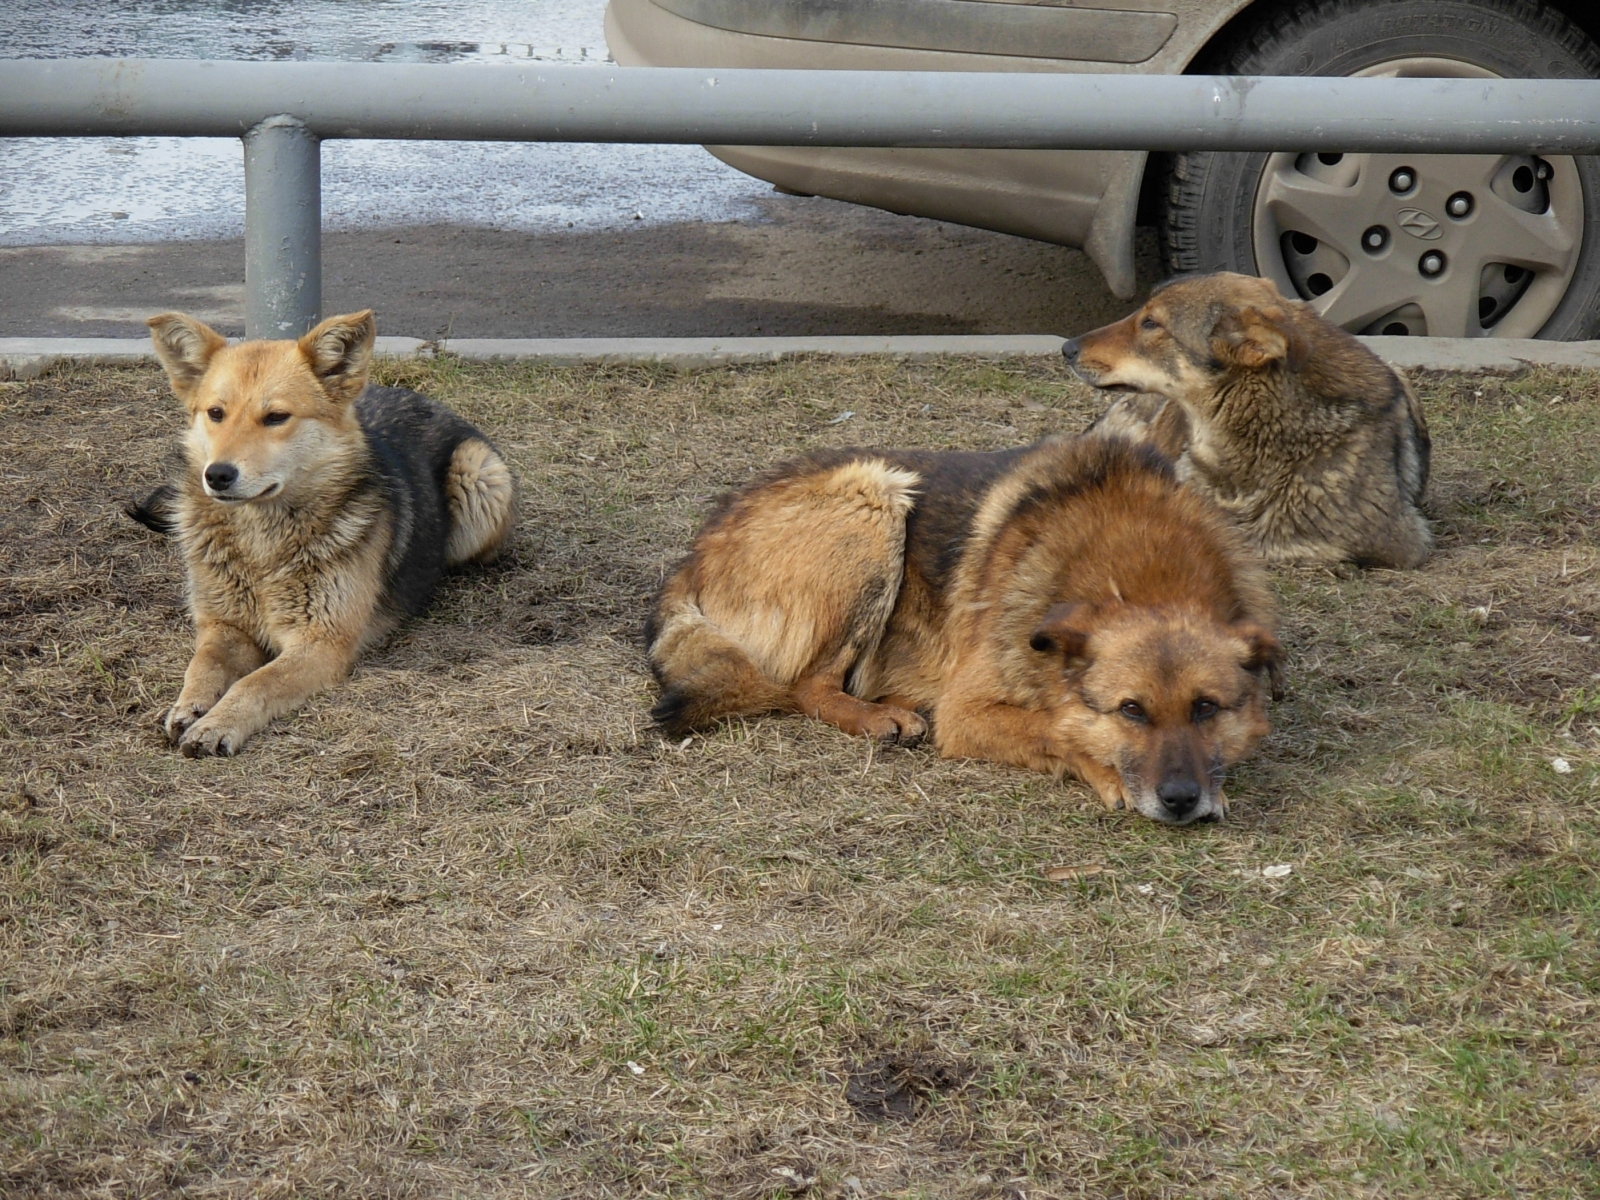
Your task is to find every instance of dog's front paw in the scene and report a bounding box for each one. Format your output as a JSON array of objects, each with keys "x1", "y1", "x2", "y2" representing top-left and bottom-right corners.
[
  {"x1": 1089, "y1": 773, "x2": 1130, "y2": 813},
  {"x1": 864, "y1": 706, "x2": 929, "y2": 747},
  {"x1": 165, "y1": 699, "x2": 213, "y2": 743},
  {"x1": 177, "y1": 713, "x2": 250, "y2": 758}
]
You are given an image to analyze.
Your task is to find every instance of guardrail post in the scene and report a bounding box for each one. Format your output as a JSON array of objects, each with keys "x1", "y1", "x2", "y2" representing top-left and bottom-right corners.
[{"x1": 243, "y1": 115, "x2": 321, "y2": 338}]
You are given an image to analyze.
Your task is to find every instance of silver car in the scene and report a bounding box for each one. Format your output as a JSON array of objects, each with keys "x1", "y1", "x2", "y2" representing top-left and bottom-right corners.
[{"x1": 605, "y1": 0, "x2": 1600, "y2": 339}]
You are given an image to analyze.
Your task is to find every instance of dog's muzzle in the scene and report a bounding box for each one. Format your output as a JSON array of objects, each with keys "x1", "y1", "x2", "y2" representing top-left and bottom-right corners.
[{"x1": 1060, "y1": 338, "x2": 1109, "y2": 387}]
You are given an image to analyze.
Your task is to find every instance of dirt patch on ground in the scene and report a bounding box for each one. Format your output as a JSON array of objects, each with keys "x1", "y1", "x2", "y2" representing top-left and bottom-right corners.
[
  {"x1": 1, "y1": 357, "x2": 1598, "y2": 1197},
  {"x1": 845, "y1": 1053, "x2": 972, "y2": 1124}
]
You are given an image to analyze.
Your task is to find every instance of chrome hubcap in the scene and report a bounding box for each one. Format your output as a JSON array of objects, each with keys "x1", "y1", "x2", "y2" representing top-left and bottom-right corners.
[{"x1": 1251, "y1": 59, "x2": 1585, "y2": 338}]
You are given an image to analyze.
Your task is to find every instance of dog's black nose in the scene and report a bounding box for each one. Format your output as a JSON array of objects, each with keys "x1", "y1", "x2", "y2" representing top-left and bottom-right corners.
[
  {"x1": 204, "y1": 462, "x2": 239, "y2": 492},
  {"x1": 1157, "y1": 779, "x2": 1201, "y2": 817},
  {"x1": 1061, "y1": 338, "x2": 1081, "y2": 363}
]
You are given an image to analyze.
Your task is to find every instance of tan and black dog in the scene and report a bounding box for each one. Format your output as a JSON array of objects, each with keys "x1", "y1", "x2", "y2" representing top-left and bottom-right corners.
[
  {"x1": 1065, "y1": 271, "x2": 1432, "y2": 569},
  {"x1": 647, "y1": 435, "x2": 1282, "y2": 824},
  {"x1": 134, "y1": 310, "x2": 516, "y2": 757}
]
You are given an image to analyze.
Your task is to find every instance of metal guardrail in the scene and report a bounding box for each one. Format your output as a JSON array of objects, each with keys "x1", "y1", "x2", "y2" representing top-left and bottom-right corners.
[{"x1": 5, "y1": 60, "x2": 1600, "y2": 338}]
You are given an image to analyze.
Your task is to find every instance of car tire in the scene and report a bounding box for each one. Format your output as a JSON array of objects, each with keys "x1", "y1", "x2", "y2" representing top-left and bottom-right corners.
[{"x1": 1161, "y1": 0, "x2": 1600, "y2": 339}]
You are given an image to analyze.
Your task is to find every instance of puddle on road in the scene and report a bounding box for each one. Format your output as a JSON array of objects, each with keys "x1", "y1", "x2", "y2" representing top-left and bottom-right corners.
[{"x1": 7, "y1": 0, "x2": 617, "y2": 64}]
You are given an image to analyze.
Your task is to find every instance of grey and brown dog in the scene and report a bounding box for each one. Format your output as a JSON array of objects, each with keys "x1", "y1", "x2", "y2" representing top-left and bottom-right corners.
[
  {"x1": 135, "y1": 310, "x2": 517, "y2": 757},
  {"x1": 1065, "y1": 272, "x2": 1432, "y2": 569}
]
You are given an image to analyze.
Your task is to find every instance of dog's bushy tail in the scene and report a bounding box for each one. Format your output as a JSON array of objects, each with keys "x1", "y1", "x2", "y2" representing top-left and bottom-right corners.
[
  {"x1": 125, "y1": 484, "x2": 179, "y2": 535},
  {"x1": 645, "y1": 578, "x2": 794, "y2": 738}
]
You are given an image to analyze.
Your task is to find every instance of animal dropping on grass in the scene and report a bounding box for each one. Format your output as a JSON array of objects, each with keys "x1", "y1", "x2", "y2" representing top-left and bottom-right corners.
[{"x1": 1044, "y1": 862, "x2": 1106, "y2": 882}]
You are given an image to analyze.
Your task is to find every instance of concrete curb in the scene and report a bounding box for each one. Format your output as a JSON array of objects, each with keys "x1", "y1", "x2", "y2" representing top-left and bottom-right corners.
[
  {"x1": 0, "y1": 337, "x2": 432, "y2": 380},
  {"x1": 435, "y1": 334, "x2": 1066, "y2": 366},
  {"x1": 6, "y1": 333, "x2": 1600, "y2": 380},
  {"x1": 0, "y1": 334, "x2": 1064, "y2": 379},
  {"x1": 1359, "y1": 336, "x2": 1600, "y2": 372}
]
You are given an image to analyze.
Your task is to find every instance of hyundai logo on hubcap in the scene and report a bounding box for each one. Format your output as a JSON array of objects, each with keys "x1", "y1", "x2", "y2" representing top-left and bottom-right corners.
[{"x1": 1397, "y1": 208, "x2": 1443, "y2": 241}]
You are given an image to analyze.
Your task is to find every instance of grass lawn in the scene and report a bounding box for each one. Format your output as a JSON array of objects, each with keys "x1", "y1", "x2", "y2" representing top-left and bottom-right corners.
[{"x1": 1, "y1": 354, "x2": 1597, "y2": 1198}]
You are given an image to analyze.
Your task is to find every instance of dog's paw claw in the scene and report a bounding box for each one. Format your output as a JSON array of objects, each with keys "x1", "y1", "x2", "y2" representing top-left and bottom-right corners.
[
  {"x1": 165, "y1": 702, "x2": 209, "y2": 743},
  {"x1": 178, "y1": 717, "x2": 246, "y2": 759},
  {"x1": 1094, "y1": 786, "x2": 1128, "y2": 812},
  {"x1": 890, "y1": 710, "x2": 929, "y2": 748},
  {"x1": 861, "y1": 707, "x2": 928, "y2": 747},
  {"x1": 1091, "y1": 776, "x2": 1132, "y2": 812}
]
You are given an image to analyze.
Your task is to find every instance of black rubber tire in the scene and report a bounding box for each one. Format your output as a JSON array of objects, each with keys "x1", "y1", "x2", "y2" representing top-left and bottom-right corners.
[{"x1": 1161, "y1": 0, "x2": 1600, "y2": 339}]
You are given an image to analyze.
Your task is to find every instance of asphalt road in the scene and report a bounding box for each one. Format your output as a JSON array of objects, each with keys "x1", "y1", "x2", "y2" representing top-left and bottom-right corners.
[{"x1": 0, "y1": 194, "x2": 1158, "y2": 340}]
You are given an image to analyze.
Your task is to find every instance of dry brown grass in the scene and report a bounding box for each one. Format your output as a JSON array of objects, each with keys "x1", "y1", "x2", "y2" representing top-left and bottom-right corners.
[{"x1": 2, "y1": 355, "x2": 1598, "y2": 1199}]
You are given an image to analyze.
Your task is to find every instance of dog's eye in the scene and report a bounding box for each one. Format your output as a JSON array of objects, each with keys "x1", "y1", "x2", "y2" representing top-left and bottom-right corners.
[
  {"x1": 1118, "y1": 701, "x2": 1147, "y2": 722},
  {"x1": 206, "y1": 406, "x2": 225, "y2": 423},
  {"x1": 1140, "y1": 317, "x2": 1161, "y2": 332},
  {"x1": 262, "y1": 412, "x2": 291, "y2": 427},
  {"x1": 1192, "y1": 698, "x2": 1220, "y2": 722}
]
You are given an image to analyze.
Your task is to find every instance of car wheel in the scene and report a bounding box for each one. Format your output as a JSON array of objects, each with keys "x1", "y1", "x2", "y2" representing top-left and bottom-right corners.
[{"x1": 1162, "y1": 0, "x2": 1600, "y2": 338}]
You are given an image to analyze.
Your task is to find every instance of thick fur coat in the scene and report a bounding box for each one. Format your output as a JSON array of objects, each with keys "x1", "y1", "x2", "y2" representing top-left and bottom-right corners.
[
  {"x1": 142, "y1": 310, "x2": 516, "y2": 757},
  {"x1": 647, "y1": 435, "x2": 1282, "y2": 824},
  {"x1": 1066, "y1": 272, "x2": 1432, "y2": 569}
]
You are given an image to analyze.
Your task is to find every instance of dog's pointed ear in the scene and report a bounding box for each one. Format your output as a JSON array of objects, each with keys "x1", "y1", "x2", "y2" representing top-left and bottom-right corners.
[
  {"x1": 298, "y1": 310, "x2": 376, "y2": 403},
  {"x1": 1030, "y1": 602, "x2": 1095, "y2": 667},
  {"x1": 146, "y1": 312, "x2": 227, "y2": 400},
  {"x1": 1210, "y1": 306, "x2": 1308, "y2": 372},
  {"x1": 1235, "y1": 621, "x2": 1285, "y2": 702}
]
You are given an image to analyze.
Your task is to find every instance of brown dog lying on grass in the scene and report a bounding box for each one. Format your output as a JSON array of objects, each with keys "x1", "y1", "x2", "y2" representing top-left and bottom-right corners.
[
  {"x1": 134, "y1": 310, "x2": 516, "y2": 757},
  {"x1": 1065, "y1": 271, "x2": 1432, "y2": 569},
  {"x1": 647, "y1": 435, "x2": 1282, "y2": 824}
]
